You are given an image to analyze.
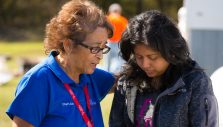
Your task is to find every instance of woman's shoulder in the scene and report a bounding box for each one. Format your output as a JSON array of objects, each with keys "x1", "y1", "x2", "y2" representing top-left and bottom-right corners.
[
  {"x1": 181, "y1": 67, "x2": 211, "y2": 90},
  {"x1": 181, "y1": 61, "x2": 207, "y2": 81},
  {"x1": 91, "y1": 68, "x2": 115, "y2": 80},
  {"x1": 16, "y1": 64, "x2": 51, "y2": 96},
  {"x1": 93, "y1": 68, "x2": 112, "y2": 75},
  {"x1": 23, "y1": 63, "x2": 50, "y2": 80},
  {"x1": 183, "y1": 68, "x2": 208, "y2": 82}
]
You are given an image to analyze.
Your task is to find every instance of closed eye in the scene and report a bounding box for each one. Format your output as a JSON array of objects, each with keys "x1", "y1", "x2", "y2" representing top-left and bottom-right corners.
[
  {"x1": 148, "y1": 55, "x2": 159, "y2": 61},
  {"x1": 135, "y1": 55, "x2": 143, "y2": 60}
]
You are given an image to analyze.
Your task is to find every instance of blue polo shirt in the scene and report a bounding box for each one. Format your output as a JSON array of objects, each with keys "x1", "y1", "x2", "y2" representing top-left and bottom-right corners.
[{"x1": 6, "y1": 52, "x2": 115, "y2": 127}]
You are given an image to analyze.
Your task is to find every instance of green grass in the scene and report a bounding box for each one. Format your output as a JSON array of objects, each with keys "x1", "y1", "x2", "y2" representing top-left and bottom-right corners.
[
  {"x1": 0, "y1": 41, "x2": 114, "y2": 127},
  {"x1": 0, "y1": 41, "x2": 45, "y2": 127},
  {"x1": 0, "y1": 77, "x2": 20, "y2": 127},
  {"x1": 101, "y1": 93, "x2": 114, "y2": 126}
]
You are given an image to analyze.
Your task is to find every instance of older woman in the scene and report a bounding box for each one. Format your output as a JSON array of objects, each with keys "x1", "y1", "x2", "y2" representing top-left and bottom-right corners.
[{"x1": 7, "y1": 0, "x2": 114, "y2": 127}]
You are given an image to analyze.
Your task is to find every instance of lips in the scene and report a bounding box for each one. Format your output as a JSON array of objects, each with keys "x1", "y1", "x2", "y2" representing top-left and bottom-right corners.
[
  {"x1": 91, "y1": 62, "x2": 98, "y2": 67},
  {"x1": 91, "y1": 63, "x2": 96, "y2": 67},
  {"x1": 146, "y1": 71, "x2": 152, "y2": 74},
  {"x1": 144, "y1": 70, "x2": 154, "y2": 75}
]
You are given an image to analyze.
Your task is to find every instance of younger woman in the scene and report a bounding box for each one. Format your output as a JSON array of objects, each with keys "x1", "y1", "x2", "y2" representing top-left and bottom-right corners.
[{"x1": 109, "y1": 10, "x2": 218, "y2": 127}]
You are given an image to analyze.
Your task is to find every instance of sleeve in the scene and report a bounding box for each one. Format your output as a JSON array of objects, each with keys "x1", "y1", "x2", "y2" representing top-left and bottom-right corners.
[
  {"x1": 90, "y1": 68, "x2": 115, "y2": 101},
  {"x1": 6, "y1": 68, "x2": 50, "y2": 127},
  {"x1": 109, "y1": 83, "x2": 126, "y2": 127},
  {"x1": 189, "y1": 75, "x2": 219, "y2": 127}
]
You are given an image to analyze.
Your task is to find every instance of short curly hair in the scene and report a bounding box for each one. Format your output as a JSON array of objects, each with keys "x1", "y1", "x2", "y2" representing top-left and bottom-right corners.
[{"x1": 44, "y1": 0, "x2": 113, "y2": 54}]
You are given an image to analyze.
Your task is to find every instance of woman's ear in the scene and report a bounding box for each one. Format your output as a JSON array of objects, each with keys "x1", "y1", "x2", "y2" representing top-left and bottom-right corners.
[{"x1": 63, "y1": 39, "x2": 73, "y2": 54}]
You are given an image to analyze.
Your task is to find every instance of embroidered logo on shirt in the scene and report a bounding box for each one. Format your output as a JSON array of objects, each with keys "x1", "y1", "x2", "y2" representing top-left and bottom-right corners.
[
  {"x1": 61, "y1": 102, "x2": 74, "y2": 106},
  {"x1": 137, "y1": 98, "x2": 154, "y2": 127},
  {"x1": 61, "y1": 100, "x2": 97, "y2": 107},
  {"x1": 144, "y1": 103, "x2": 154, "y2": 126}
]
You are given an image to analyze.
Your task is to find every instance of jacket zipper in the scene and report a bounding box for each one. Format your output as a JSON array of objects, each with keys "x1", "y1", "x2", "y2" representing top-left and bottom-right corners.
[
  {"x1": 204, "y1": 98, "x2": 209, "y2": 126},
  {"x1": 152, "y1": 83, "x2": 185, "y2": 126}
]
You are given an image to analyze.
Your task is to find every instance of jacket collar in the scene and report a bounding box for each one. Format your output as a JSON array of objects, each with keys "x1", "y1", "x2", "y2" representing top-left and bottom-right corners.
[{"x1": 158, "y1": 77, "x2": 185, "y2": 98}]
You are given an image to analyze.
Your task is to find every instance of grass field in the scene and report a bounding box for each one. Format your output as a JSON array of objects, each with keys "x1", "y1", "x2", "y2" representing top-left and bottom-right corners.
[{"x1": 0, "y1": 41, "x2": 114, "y2": 127}]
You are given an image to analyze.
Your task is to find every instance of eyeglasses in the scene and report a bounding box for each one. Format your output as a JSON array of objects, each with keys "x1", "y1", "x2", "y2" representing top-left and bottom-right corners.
[{"x1": 77, "y1": 42, "x2": 111, "y2": 54}]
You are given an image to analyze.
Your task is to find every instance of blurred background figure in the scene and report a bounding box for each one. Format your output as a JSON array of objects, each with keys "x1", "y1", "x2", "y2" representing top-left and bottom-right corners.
[
  {"x1": 0, "y1": 55, "x2": 13, "y2": 85},
  {"x1": 211, "y1": 66, "x2": 223, "y2": 127},
  {"x1": 105, "y1": 3, "x2": 128, "y2": 74}
]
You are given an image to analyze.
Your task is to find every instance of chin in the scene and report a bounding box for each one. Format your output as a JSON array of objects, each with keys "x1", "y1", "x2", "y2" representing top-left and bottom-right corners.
[
  {"x1": 144, "y1": 70, "x2": 154, "y2": 77},
  {"x1": 85, "y1": 69, "x2": 95, "y2": 74},
  {"x1": 146, "y1": 72, "x2": 154, "y2": 77},
  {"x1": 146, "y1": 73, "x2": 158, "y2": 78},
  {"x1": 147, "y1": 73, "x2": 163, "y2": 79}
]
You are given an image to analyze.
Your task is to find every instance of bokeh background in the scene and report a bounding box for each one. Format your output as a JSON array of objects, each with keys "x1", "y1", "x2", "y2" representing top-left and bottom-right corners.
[
  {"x1": 1, "y1": 0, "x2": 223, "y2": 126},
  {"x1": 0, "y1": 1, "x2": 183, "y2": 126},
  {"x1": 0, "y1": 0, "x2": 182, "y2": 41}
]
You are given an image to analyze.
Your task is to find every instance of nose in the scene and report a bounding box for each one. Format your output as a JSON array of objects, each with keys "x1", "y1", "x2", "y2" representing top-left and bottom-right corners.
[
  {"x1": 95, "y1": 50, "x2": 103, "y2": 59},
  {"x1": 141, "y1": 58, "x2": 151, "y2": 69}
]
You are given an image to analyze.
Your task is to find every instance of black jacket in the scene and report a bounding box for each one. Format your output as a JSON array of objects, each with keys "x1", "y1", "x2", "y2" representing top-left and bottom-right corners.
[{"x1": 109, "y1": 64, "x2": 218, "y2": 127}]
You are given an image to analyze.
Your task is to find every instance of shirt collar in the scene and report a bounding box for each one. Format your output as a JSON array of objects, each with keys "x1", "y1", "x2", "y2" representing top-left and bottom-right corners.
[{"x1": 46, "y1": 51, "x2": 90, "y2": 87}]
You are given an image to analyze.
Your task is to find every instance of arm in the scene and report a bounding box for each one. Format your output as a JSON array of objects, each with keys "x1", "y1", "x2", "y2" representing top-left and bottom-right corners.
[
  {"x1": 189, "y1": 76, "x2": 218, "y2": 127},
  {"x1": 12, "y1": 116, "x2": 33, "y2": 127},
  {"x1": 90, "y1": 68, "x2": 115, "y2": 100},
  {"x1": 7, "y1": 68, "x2": 50, "y2": 127}
]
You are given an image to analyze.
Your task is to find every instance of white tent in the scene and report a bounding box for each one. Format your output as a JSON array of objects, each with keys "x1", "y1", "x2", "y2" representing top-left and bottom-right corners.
[
  {"x1": 0, "y1": 55, "x2": 13, "y2": 85},
  {"x1": 211, "y1": 67, "x2": 223, "y2": 126}
]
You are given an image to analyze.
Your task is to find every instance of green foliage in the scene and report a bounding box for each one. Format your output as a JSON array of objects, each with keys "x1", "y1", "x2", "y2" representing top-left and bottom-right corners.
[
  {"x1": 0, "y1": 41, "x2": 44, "y2": 56},
  {"x1": 0, "y1": 0, "x2": 183, "y2": 40},
  {"x1": 0, "y1": 0, "x2": 67, "y2": 28}
]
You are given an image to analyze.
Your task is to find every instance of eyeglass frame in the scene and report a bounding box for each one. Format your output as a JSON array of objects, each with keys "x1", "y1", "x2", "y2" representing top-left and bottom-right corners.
[{"x1": 77, "y1": 42, "x2": 111, "y2": 54}]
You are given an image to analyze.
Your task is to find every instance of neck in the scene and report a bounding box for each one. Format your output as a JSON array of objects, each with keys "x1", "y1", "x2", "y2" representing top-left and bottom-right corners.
[
  {"x1": 56, "y1": 54, "x2": 80, "y2": 83},
  {"x1": 149, "y1": 76, "x2": 163, "y2": 90}
]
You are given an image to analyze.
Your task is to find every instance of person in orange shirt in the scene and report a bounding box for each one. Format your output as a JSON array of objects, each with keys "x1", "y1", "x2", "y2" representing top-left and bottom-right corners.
[{"x1": 105, "y1": 3, "x2": 128, "y2": 74}]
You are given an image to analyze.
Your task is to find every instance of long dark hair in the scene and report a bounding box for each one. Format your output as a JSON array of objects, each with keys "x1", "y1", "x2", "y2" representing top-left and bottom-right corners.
[{"x1": 119, "y1": 10, "x2": 193, "y2": 90}]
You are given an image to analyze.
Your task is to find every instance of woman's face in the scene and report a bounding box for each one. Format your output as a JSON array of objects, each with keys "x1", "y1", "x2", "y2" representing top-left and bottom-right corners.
[
  {"x1": 134, "y1": 44, "x2": 169, "y2": 78},
  {"x1": 68, "y1": 27, "x2": 109, "y2": 75}
]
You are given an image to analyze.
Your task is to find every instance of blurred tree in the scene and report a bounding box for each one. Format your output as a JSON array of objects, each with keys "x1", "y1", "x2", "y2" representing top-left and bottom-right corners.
[
  {"x1": 0, "y1": 0, "x2": 183, "y2": 41},
  {"x1": 136, "y1": 0, "x2": 143, "y2": 14},
  {"x1": 0, "y1": 0, "x2": 68, "y2": 40}
]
